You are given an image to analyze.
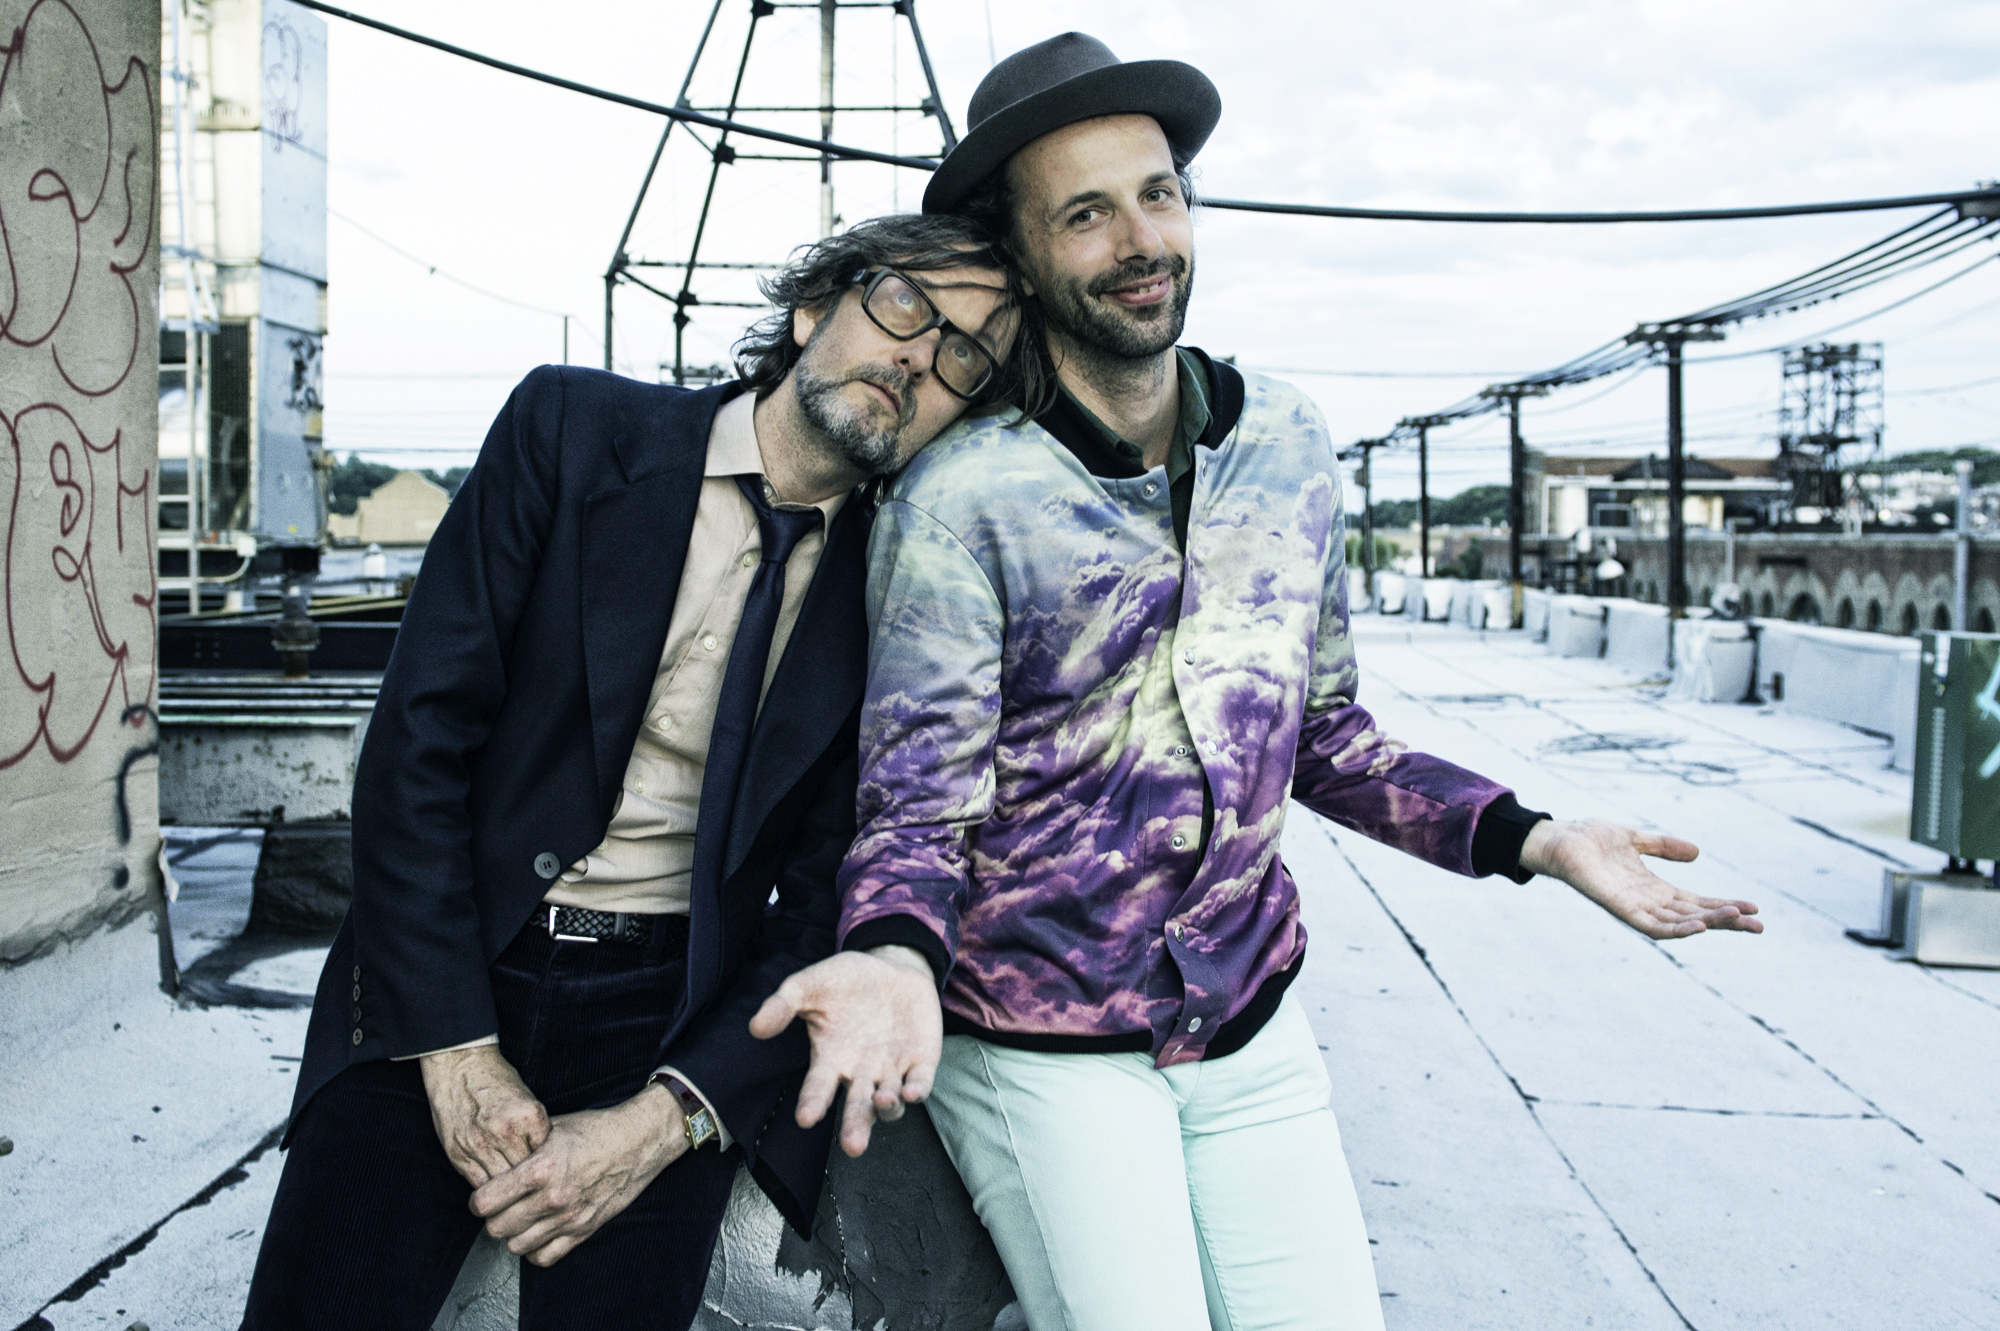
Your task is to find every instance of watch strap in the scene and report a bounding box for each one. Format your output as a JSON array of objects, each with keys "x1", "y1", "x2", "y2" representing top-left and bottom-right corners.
[{"x1": 652, "y1": 1072, "x2": 720, "y2": 1150}]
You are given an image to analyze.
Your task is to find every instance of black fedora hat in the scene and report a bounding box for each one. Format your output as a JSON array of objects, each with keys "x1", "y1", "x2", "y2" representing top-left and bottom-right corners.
[{"x1": 923, "y1": 32, "x2": 1220, "y2": 215}]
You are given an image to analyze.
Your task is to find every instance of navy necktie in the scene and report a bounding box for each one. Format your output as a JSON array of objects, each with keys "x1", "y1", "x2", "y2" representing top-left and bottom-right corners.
[{"x1": 690, "y1": 476, "x2": 824, "y2": 899}]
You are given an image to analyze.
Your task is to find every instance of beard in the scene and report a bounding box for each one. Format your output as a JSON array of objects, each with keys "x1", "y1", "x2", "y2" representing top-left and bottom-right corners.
[
  {"x1": 791, "y1": 328, "x2": 917, "y2": 477},
  {"x1": 1037, "y1": 249, "x2": 1194, "y2": 361}
]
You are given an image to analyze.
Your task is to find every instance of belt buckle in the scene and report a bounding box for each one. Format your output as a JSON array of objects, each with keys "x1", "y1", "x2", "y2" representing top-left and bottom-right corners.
[{"x1": 548, "y1": 904, "x2": 600, "y2": 944}]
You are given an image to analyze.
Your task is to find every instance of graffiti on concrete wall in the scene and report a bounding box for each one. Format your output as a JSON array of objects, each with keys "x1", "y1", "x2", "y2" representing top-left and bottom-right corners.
[{"x1": 0, "y1": 0, "x2": 159, "y2": 772}]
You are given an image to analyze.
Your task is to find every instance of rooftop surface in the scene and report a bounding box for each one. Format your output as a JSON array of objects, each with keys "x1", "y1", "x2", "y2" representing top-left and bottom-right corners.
[{"x1": 8, "y1": 617, "x2": 1998, "y2": 1329}]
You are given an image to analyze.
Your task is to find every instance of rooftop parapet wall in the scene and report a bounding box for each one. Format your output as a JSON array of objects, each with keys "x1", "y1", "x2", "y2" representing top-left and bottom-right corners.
[
  {"x1": 0, "y1": 0, "x2": 163, "y2": 962},
  {"x1": 1477, "y1": 531, "x2": 1997, "y2": 635}
]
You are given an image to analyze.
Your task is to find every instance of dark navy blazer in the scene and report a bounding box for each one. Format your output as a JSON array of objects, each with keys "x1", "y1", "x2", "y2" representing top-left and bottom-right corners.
[{"x1": 292, "y1": 366, "x2": 864, "y2": 1232}]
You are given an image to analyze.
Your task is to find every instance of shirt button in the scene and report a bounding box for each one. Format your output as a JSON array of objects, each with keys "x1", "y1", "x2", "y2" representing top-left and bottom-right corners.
[
  {"x1": 741, "y1": 551, "x2": 757, "y2": 569},
  {"x1": 1182, "y1": 649, "x2": 1194, "y2": 665},
  {"x1": 351, "y1": 985, "x2": 361, "y2": 1001},
  {"x1": 1188, "y1": 1017, "x2": 1203, "y2": 1032},
  {"x1": 655, "y1": 715, "x2": 674, "y2": 733},
  {"x1": 352, "y1": 1005, "x2": 362, "y2": 1022},
  {"x1": 1171, "y1": 834, "x2": 1188, "y2": 850},
  {"x1": 703, "y1": 634, "x2": 719, "y2": 651},
  {"x1": 634, "y1": 779, "x2": 645, "y2": 794},
  {"x1": 351, "y1": 1029, "x2": 364, "y2": 1046},
  {"x1": 352, "y1": 965, "x2": 361, "y2": 982}
]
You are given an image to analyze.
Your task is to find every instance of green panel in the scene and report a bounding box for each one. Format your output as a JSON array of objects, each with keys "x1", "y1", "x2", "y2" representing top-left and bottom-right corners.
[
  {"x1": 1912, "y1": 632, "x2": 2000, "y2": 860},
  {"x1": 1959, "y1": 635, "x2": 2000, "y2": 858}
]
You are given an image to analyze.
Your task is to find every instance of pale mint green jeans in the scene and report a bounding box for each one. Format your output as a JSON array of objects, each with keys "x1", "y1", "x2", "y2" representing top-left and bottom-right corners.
[{"x1": 928, "y1": 991, "x2": 1387, "y2": 1331}]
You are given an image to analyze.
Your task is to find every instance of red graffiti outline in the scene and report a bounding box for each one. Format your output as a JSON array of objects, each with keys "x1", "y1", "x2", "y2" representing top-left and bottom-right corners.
[
  {"x1": 0, "y1": 0, "x2": 157, "y2": 399},
  {"x1": 0, "y1": 0, "x2": 158, "y2": 771},
  {"x1": 1, "y1": 404, "x2": 157, "y2": 769}
]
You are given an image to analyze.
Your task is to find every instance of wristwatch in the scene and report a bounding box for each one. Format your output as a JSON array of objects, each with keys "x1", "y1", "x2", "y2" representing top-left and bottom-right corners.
[{"x1": 651, "y1": 1072, "x2": 720, "y2": 1150}]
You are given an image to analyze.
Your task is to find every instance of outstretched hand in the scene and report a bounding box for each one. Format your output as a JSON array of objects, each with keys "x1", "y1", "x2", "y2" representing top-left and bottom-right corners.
[
  {"x1": 749, "y1": 946, "x2": 942, "y2": 1158},
  {"x1": 1520, "y1": 818, "x2": 1762, "y2": 939}
]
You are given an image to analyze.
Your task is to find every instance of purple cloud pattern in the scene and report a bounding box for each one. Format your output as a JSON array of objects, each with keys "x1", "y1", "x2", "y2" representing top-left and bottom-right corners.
[{"x1": 840, "y1": 375, "x2": 1513, "y2": 1066}]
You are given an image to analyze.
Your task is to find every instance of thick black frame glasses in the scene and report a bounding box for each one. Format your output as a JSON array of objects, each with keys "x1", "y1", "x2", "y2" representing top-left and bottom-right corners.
[{"x1": 854, "y1": 268, "x2": 1000, "y2": 403}]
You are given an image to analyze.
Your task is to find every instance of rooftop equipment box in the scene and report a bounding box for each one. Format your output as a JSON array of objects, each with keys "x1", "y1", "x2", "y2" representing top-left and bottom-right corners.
[{"x1": 1911, "y1": 632, "x2": 2000, "y2": 860}]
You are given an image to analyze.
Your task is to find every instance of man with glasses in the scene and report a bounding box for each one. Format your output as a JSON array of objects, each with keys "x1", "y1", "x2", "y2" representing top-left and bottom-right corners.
[
  {"x1": 241, "y1": 214, "x2": 1023, "y2": 1331},
  {"x1": 757, "y1": 34, "x2": 1763, "y2": 1331}
]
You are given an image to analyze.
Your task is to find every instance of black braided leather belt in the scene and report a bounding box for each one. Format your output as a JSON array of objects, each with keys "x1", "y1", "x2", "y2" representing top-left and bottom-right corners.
[{"x1": 542, "y1": 904, "x2": 662, "y2": 946}]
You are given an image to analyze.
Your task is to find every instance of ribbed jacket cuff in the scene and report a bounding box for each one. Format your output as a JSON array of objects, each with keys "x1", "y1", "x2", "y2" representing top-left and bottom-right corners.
[
  {"x1": 1471, "y1": 792, "x2": 1552, "y2": 884},
  {"x1": 842, "y1": 915, "x2": 951, "y2": 991}
]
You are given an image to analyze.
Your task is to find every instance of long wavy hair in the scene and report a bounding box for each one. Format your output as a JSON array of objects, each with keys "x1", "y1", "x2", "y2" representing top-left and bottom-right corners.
[{"x1": 732, "y1": 213, "x2": 1052, "y2": 416}]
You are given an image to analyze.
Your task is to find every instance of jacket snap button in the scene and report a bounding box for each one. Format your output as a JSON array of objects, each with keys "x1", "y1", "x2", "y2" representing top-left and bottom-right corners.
[
  {"x1": 1188, "y1": 1017, "x2": 1203, "y2": 1032},
  {"x1": 534, "y1": 852, "x2": 560, "y2": 879},
  {"x1": 351, "y1": 1029, "x2": 364, "y2": 1046},
  {"x1": 1171, "y1": 834, "x2": 1188, "y2": 850}
]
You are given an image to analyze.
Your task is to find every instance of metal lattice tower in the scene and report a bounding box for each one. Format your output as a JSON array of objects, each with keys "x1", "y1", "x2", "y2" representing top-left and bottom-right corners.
[
  {"x1": 602, "y1": 0, "x2": 956, "y2": 385},
  {"x1": 1775, "y1": 342, "x2": 1884, "y2": 518}
]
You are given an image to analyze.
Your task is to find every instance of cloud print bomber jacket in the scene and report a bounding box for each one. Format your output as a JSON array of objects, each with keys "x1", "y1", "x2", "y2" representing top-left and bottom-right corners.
[{"x1": 838, "y1": 355, "x2": 1539, "y2": 1068}]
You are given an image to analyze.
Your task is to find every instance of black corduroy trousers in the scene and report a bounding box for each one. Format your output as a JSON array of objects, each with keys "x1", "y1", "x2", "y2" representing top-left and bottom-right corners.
[{"x1": 241, "y1": 918, "x2": 737, "y2": 1331}]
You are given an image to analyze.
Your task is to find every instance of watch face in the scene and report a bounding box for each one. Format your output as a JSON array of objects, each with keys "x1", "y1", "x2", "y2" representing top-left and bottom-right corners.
[{"x1": 690, "y1": 1108, "x2": 717, "y2": 1147}]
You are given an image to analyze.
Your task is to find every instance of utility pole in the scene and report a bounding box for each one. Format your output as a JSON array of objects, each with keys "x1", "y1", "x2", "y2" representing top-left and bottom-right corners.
[
  {"x1": 1345, "y1": 439, "x2": 1386, "y2": 610},
  {"x1": 1402, "y1": 415, "x2": 1449, "y2": 579},
  {"x1": 1954, "y1": 458, "x2": 1974, "y2": 630},
  {"x1": 820, "y1": 0, "x2": 837, "y2": 237},
  {"x1": 1627, "y1": 323, "x2": 1724, "y2": 632},
  {"x1": 1479, "y1": 387, "x2": 1548, "y2": 628}
]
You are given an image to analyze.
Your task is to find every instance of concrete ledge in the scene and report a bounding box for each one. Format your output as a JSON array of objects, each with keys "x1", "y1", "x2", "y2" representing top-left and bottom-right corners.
[
  {"x1": 1753, "y1": 620, "x2": 1919, "y2": 768},
  {"x1": 1604, "y1": 601, "x2": 1671, "y2": 675},
  {"x1": 1667, "y1": 620, "x2": 1755, "y2": 703},
  {"x1": 1548, "y1": 596, "x2": 1607, "y2": 658}
]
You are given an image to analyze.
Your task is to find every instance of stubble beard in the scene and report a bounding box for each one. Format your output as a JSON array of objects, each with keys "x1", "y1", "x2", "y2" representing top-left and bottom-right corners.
[
  {"x1": 1038, "y1": 250, "x2": 1194, "y2": 365},
  {"x1": 791, "y1": 327, "x2": 917, "y2": 478}
]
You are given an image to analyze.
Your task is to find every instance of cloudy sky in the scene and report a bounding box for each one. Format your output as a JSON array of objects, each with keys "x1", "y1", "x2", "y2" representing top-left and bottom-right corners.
[{"x1": 318, "y1": 0, "x2": 2000, "y2": 501}]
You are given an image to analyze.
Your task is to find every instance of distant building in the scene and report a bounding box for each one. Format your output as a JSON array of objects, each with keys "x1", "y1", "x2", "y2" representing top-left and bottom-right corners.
[
  {"x1": 326, "y1": 471, "x2": 451, "y2": 546},
  {"x1": 1539, "y1": 456, "x2": 1787, "y2": 539}
]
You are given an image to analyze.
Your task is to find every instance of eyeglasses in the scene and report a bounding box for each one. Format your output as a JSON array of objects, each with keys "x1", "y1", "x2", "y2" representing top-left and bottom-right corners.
[{"x1": 854, "y1": 268, "x2": 1001, "y2": 403}]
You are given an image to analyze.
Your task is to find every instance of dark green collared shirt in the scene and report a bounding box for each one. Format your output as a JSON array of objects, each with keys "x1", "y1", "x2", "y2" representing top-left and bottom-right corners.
[{"x1": 1054, "y1": 347, "x2": 1213, "y2": 499}]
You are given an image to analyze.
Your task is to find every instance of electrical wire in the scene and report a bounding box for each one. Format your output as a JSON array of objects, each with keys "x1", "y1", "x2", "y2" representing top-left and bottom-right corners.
[
  {"x1": 1201, "y1": 190, "x2": 2000, "y2": 225},
  {"x1": 1894, "y1": 373, "x2": 2000, "y2": 397},
  {"x1": 1685, "y1": 252, "x2": 2000, "y2": 362},
  {"x1": 295, "y1": 0, "x2": 2000, "y2": 228}
]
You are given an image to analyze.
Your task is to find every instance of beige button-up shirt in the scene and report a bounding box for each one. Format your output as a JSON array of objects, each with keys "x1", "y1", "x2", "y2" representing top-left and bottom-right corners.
[{"x1": 546, "y1": 389, "x2": 847, "y2": 914}]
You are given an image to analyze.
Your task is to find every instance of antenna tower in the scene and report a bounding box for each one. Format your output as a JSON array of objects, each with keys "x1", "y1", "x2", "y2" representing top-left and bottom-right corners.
[
  {"x1": 1774, "y1": 342, "x2": 1884, "y2": 522},
  {"x1": 602, "y1": 0, "x2": 956, "y2": 386}
]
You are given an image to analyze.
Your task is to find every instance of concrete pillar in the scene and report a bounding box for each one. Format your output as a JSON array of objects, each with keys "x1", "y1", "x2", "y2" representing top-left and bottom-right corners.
[{"x1": 0, "y1": 0, "x2": 163, "y2": 978}]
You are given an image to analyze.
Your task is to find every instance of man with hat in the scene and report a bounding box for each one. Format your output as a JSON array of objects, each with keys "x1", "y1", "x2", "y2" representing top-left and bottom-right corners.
[{"x1": 758, "y1": 33, "x2": 1762, "y2": 1330}]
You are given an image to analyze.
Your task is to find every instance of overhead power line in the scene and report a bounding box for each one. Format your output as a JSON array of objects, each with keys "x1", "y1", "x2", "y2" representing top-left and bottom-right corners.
[
  {"x1": 1201, "y1": 191, "x2": 2000, "y2": 225},
  {"x1": 294, "y1": 0, "x2": 2000, "y2": 228},
  {"x1": 291, "y1": 0, "x2": 941, "y2": 172},
  {"x1": 1375, "y1": 207, "x2": 2000, "y2": 444},
  {"x1": 330, "y1": 209, "x2": 578, "y2": 320}
]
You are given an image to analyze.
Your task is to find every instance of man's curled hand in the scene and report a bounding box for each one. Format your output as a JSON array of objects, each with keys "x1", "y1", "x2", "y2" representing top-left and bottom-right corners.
[
  {"x1": 471, "y1": 1083, "x2": 688, "y2": 1267},
  {"x1": 419, "y1": 1044, "x2": 550, "y2": 1188}
]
